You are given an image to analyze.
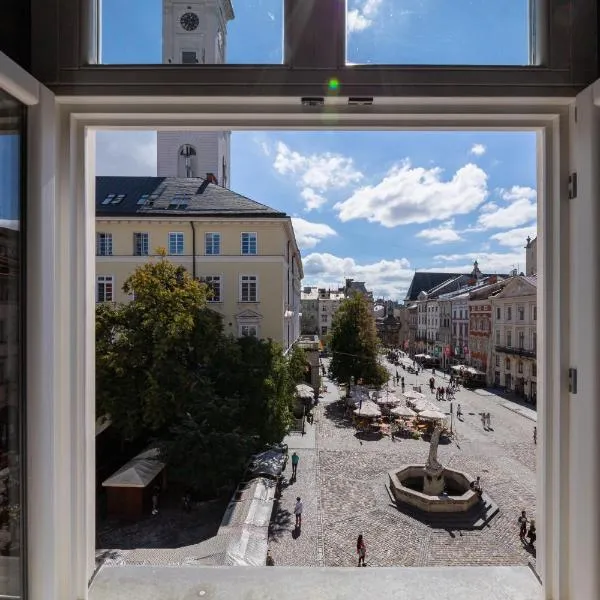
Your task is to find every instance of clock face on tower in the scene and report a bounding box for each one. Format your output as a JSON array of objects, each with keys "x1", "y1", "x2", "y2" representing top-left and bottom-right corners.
[{"x1": 180, "y1": 12, "x2": 200, "y2": 31}]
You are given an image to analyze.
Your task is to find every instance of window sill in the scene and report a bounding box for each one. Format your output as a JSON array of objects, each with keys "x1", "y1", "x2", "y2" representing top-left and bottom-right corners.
[{"x1": 90, "y1": 565, "x2": 541, "y2": 600}]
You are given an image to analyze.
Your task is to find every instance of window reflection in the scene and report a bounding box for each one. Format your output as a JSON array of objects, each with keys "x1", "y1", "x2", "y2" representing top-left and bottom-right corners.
[{"x1": 0, "y1": 89, "x2": 24, "y2": 599}]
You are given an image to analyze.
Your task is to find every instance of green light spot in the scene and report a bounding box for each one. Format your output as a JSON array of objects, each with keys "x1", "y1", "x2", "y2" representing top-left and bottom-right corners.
[{"x1": 328, "y1": 78, "x2": 340, "y2": 91}]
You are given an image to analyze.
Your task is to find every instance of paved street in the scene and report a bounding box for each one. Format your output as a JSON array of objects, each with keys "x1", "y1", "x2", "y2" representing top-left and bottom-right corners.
[{"x1": 268, "y1": 357, "x2": 538, "y2": 569}]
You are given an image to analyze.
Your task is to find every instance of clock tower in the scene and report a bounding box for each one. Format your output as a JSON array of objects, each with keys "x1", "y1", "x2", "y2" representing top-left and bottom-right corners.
[{"x1": 158, "y1": 0, "x2": 234, "y2": 184}]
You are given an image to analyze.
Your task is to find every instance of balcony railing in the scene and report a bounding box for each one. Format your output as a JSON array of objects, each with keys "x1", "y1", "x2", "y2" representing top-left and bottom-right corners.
[{"x1": 495, "y1": 345, "x2": 536, "y2": 358}]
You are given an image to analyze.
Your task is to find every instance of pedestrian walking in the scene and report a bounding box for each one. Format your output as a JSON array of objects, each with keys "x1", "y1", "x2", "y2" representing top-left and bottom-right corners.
[
  {"x1": 527, "y1": 519, "x2": 536, "y2": 547},
  {"x1": 291, "y1": 451, "x2": 299, "y2": 479},
  {"x1": 356, "y1": 534, "x2": 367, "y2": 566},
  {"x1": 457, "y1": 403, "x2": 462, "y2": 418},
  {"x1": 294, "y1": 496, "x2": 303, "y2": 528},
  {"x1": 518, "y1": 510, "x2": 528, "y2": 540},
  {"x1": 533, "y1": 426, "x2": 537, "y2": 444},
  {"x1": 151, "y1": 483, "x2": 160, "y2": 516},
  {"x1": 487, "y1": 413, "x2": 492, "y2": 429},
  {"x1": 481, "y1": 413, "x2": 486, "y2": 429}
]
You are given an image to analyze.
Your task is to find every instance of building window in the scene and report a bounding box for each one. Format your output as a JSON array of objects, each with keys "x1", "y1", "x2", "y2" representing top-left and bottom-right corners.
[
  {"x1": 204, "y1": 276, "x2": 222, "y2": 302},
  {"x1": 168, "y1": 232, "x2": 184, "y2": 255},
  {"x1": 506, "y1": 306, "x2": 512, "y2": 320},
  {"x1": 97, "y1": 276, "x2": 114, "y2": 302},
  {"x1": 496, "y1": 307, "x2": 501, "y2": 320},
  {"x1": 533, "y1": 305, "x2": 537, "y2": 321},
  {"x1": 137, "y1": 193, "x2": 150, "y2": 206},
  {"x1": 241, "y1": 232, "x2": 258, "y2": 255},
  {"x1": 518, "y1": 305, "x2": 525, "y2": 320},
  {"x1": 205, "y1": 232, "x2": 221, "y2": 255},
  {"x1": 505, "y1": 358, "x2": 511, "y2": 370},
  {"x1": 101, "y1": 193, "x2": 116, "y2": 205},
  {"x1": 321, "y1": 326, "x2": 328, "y2": 336},
  {"x1": 495, "y1": 355, "x2": 500, "y2": 367},
  {"x1": 240, "y1": 275, "x2": 258, "y2": 302},
  {"x1": 181, "y1": 50, "x2": 198, "y2": 64},
  {"x1": 532, "y1": 332, "x2": 537, "y2": 350},
  {"x1": 321, "y1": 314, "x2": 327, "y2": 323},
  {"x1": 507, "y1": 331, "x2": 512, "y2": 347},
  {"x1": 133, "y1": 232, "x2": 149, "y2": 256},
  {"x1": 518, "y1": 331, "x2": 525, "y2": 349},
  {"x1": 518, "y1": 360, "x2": 524, "y2": 374},
  {"x1": 532, "y1": 362, "x2": 537, "y2": 377},
  {"x1": 240, "y1": 324, "x2": 258, "y2": 337},
  {"x1": 96, "y1": 232, "x2": 113, "y2": 256}
]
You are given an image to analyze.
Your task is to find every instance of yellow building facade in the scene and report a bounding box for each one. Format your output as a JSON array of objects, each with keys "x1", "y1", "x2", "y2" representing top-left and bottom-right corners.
[{"x1": 95, "y1": 176, "x2": 303, "y2": 351}]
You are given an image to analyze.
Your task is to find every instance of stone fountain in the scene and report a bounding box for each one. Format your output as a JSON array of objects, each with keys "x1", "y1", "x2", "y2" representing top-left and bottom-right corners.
[{"x1": 388, "y1": 425, "x2": 480, "y2": 513}]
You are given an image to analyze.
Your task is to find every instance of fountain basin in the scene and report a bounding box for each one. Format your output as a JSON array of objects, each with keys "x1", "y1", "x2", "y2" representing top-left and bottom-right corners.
[{"x1": 388, "y1": 465, "x2": 479, "y2": 513}]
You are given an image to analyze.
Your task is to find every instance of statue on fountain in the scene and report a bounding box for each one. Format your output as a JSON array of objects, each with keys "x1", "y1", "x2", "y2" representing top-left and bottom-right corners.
[{"x1": 423, "y1": 424, "x2": 445, "y2": 495}]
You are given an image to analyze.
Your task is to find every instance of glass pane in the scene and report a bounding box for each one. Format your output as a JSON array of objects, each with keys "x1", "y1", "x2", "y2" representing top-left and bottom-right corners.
[
  {"x1": 347, "y1": 0, "x2": 531, "y2": 65},
  {"x1": 0, "y1": 89, "x2": 25, "y2": 598},
  {"x1": 100, "y1": 0, "x2": 283, "y2": 65}
]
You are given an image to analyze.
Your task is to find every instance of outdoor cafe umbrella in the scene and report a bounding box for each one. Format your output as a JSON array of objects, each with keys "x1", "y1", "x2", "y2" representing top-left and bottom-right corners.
[
  {"x1": 403, "y1": 390, "x2": 426, "y2": 400},
  {"x1": 376, "y1": 394, "x2": 403, "y2": 406},
  {"x1": 391, "y1": 405, "x2": 417, "y2": 418},
  {"x1": 417, "y1": 409, "x2": 447, "y2": 421},
  {"x1": 353, "y1": 401, "x2": 381, "y2": 419},
  {"x1": 296, "y1": 384, "x2": 314, "y2": 399}
]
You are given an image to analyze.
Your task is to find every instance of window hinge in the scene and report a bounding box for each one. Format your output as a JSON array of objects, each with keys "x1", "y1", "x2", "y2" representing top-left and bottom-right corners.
[
  {"x1": 569, "y1": 367, "x2": 577, "y2": 394},
  {"x1": 568, "y1": 172, "x2": 577, "y2": 199}
]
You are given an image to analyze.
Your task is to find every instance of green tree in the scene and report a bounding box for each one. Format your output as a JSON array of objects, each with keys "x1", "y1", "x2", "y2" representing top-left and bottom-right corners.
[
  {"x1": 328, "y1": 294, "x2": 389, "y2": 389},
  {"x1": 96, "y1": 252, "x2": 296, "y2": 494},
  {"x1": 96, "y1": 252, "x2": 214, "y2": 441},
  {"x1": 288, "y1": 345, "x2": 308, "y2": 384}
]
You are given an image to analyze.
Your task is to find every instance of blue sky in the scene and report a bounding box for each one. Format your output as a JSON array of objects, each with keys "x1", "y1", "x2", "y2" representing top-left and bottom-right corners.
[{"x1": 97, "y1": 0, "x2": 537, "y2": 300}]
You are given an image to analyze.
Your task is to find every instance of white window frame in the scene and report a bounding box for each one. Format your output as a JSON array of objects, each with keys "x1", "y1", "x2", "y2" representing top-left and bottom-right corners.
[
  {"x1": 21, "y1": 74, "x2": 590, "y2": 600},
  {"x1": 239, "y1": 324, "x2": 258, "y2": 338},
  {"x1": 96, "y1": 231, "x2": 112, "y2": 256},
  {"x1": 96, "y1": 275, "x2": 114, "y2": 302},
  {"x1": 239, "y1": 274, "x2": 258, "y2": 302},
  {"x1": 168, "y1": 231, "x2": 184, "y2": 255},
  {"x1": 205, "y1": 232, "x2": 221, "y2": 255},
  {"x1": 241, "y1": 231, "x2": 258, "y2": 255},
  {"x1": 133, "y1": 231, "x2": 149, "y2": 256}
]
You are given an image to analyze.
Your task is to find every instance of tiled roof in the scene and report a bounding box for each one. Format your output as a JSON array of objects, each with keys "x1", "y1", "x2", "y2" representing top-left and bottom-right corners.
[
  {"x1": 404, "y1": 273, "x2": 463, "y2": 301},
  {"x1": 96, "y1": 176, "x2": 287, "y2": 219}
]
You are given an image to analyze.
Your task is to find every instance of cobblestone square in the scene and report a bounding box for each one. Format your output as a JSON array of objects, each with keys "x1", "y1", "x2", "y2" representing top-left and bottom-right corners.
[{"x1": 268, "y1": 363, "x2": 537, "y2": 569}]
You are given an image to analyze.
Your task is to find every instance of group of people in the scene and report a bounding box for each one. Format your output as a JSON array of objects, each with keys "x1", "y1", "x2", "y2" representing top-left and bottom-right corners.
[
  {"x1": 434, "y1": 384, "x2": 455, "y2": 401},
  {"x1": 518, "y1": 510, "x2": 536, "y2": 548},
  {"x1": 394, "y1": 371, "x2": 406, "y2": 392}
]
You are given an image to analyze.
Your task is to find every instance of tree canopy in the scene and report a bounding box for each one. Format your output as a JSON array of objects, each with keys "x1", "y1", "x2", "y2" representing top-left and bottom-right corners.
[
  {"x1": 96, "y1": 253, "x2": 298, "y2": 496},
  {"x1": 328, "y1": 294, "x2": 389, "y2": 389}
]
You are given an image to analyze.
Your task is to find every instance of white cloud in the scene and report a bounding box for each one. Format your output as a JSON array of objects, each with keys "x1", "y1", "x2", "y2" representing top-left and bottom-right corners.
[
  {"x1": 96, "y1": 131, "x2": 157, "y2": 176},
  {"x1": 335, "y1": 160, "x2": 488, "y2": 227},
  {"x1": 291, "y1": 218, "x2": 337, "y2": 250},
  {"x1": 300, "y1": 188, "x2": 327, "y2": 211},
  {"x1": 477, "y1": 186, "x2": 537, "y2": 230},
  {"x1": 416, "y1": 219, "x2": 463, "y2": 244},
  {"x1": 347, "y1": 0, "x2": 383, "y2": 32},
  {"x1": 491, "y1": 225, "x2": 537, "y2": 248},
  {"x1": 433, "y1": 251, "x2": 527, "y2": 275},
  {"x1": 273, "y1": 142, "x2": 363, "y2": 211},
  {"x1": 470, "y1": 143, "x2": 486, "y2": 156},
  {"x1": 302, "y1": 252, "x2": 414, "y2": 300}
]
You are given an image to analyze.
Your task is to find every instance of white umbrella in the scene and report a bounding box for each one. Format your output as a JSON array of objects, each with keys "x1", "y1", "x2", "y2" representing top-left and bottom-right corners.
[
  {"x1": 353, "y1": 401, "x2": 381, "y2": 418},
  {"x1": 391, "y1": 405, "x2": 416, "y2": 418},
  {"x1": 418, "y1": 409, "x2": 447, "y2": 421},
  {"x1": 403, "y1": 390, "x2": 426, "y2": 400},
  {"x1": 296, "y1": 384, "x2": 314, "y2": 399},
  {"x1": 376, "y1": 394, "x2": 403, "y2": 406}
]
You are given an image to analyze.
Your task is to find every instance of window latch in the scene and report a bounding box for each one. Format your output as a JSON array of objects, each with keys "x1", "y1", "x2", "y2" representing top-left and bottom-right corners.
[{"x1": 568, "y1": 368, "x2": 577, "y2": 394}]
